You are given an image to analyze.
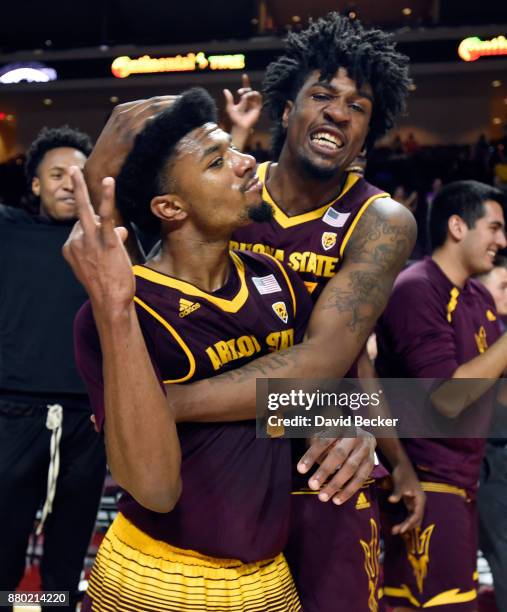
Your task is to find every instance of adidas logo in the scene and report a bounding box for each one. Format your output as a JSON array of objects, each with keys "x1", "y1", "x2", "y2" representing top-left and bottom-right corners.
[
  {"x1": 355, "y1": 491, "x2": 371, "y2": 510},
  {"x1": 179, "y1": 298, "x2": 200, "y2": 318}
]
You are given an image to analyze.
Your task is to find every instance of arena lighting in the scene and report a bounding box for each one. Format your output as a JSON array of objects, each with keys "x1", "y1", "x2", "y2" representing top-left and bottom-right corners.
[
  {"x1": 111, "y1": 52, "x2": 245, "y2": 78},
  {"x1": 0, "y1": 62, "x2": 57, "y2": 84},
  {"x1": 458, "y1": 35, "x2": 507, "y2": 62}
]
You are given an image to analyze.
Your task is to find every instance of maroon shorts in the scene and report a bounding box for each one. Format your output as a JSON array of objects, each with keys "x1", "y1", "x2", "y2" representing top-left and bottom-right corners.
[
  {"x1": 380, "y1": 481, "x2": 478, "y2": 611},
  {"x1": 285, "y1": 480, "x2": 381, "y2": 612}
]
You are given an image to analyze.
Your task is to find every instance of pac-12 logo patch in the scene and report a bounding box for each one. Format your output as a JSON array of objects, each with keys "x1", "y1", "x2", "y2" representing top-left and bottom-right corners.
[
  {"x1": 323, "y1": 207, "x2": 350, "y2": 228},
  {"x1": 272, "y1": 301, "x2": 288, "y2": 323},
  {"x1": 321, "y1": 231, "x2": 337, "y2": 251}
]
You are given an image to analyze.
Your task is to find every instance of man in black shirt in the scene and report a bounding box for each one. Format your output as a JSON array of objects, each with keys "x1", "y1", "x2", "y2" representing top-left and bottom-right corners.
[{"x1": 0, "y1": 127, "x2": 106, "y2": 611}]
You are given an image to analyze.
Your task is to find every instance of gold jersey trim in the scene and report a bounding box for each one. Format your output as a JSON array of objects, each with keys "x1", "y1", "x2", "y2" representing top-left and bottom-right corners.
[
  {"x1": 133, "y1": 251, "x2": 248, "y2": 314},
  {"x1": 383, "y1": 584, "x2": 477, "y2": 608},
  {"x1": 133, "y1": 296, "x2": 196, "y2": 384},
  {"x1": 420, "y1": 481, "x2": 468, "y2": 499},
  {"x1": 257, "y1": 162, "x2": 361, "y2": 228},
  {"x1": 87, "y1": 513, "x2": 301, "y2": 611},
  {"x1": 339, "y1": 193, "x2": 390, "y2": 258},
  {"x1": 446, "y1": 287, "x2": 460, "y2": 323}
]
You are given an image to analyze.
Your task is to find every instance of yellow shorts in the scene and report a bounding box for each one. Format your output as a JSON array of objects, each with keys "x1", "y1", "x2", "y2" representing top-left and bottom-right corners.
[{"x1": 85, "y1": 512, "x2": 301, "y2": 611}]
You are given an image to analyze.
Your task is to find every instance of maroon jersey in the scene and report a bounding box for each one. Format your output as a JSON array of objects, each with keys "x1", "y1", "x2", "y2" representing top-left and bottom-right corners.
[
  {"x1": 376, "y1": 257, "x2": 503, "y2": 491},
  {"x1": 75, "y1": 250, "x2": 312, "y2": 562},
  {"x1": 232, "y1": 161, "x2": 390, "y2": 480},
  {"x1": 231, "y1": 161, "x2": 389, "y2": 302}
]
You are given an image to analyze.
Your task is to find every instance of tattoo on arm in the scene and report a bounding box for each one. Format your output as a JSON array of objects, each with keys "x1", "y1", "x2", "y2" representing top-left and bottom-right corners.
[
  {"x1": 320, "y1": 203, "x2": 416, "y2": 337},
  {"x1": 208, "y1": 343, "x2": 312, "y2": 384},
  {"x1": 209, "y1": 202, "x2": 416, "y2": 384}
]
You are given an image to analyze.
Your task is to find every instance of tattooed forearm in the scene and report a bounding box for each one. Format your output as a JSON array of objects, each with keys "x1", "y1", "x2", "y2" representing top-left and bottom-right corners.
[
  {"x1": 308, "y1": 200, "x2": 416, "y2": 341},
  {"x1": 208, "y1": 343, "x2": 312, "y2": 384},
  {"x1": 321, "y1": 270, "x2": 392, "y2": 335}
]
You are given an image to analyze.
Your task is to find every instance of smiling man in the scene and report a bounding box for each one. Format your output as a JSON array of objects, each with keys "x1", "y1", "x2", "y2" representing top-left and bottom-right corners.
[
  {"x1": 376, "y1": 180, "x2": 507, "y2": 611},
  {"x1": 0, "y1": 126, "x2": 106, "y2": 612}
]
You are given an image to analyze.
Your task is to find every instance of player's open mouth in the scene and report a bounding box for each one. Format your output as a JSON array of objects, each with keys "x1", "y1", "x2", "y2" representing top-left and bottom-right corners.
[
  {"x1": 310, "y1": 130, "x2": 345, "y2": 152},
  {"x1": 487, "y1": 248, "x2": 497, "y2": 259},
  {"x1": 59, "y1": 197, "x2": 76, "y2": 204}
]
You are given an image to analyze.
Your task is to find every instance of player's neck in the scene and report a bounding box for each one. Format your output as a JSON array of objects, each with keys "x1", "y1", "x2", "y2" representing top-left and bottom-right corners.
[
  {"x1": 147, "y1": 235, "x2": 232, "y2": 293},
  {"x1": 432, "y1": 247, "x2": 470, "y2": 288},
  {"x1": 267, "y1": 155, "x2": 347, "y2": 215}
]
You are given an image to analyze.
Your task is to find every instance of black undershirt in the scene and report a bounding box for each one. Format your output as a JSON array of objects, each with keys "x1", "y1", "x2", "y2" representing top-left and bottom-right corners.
[{"x1": 0, "y1": 204, "x2": 88, "y2": 408}]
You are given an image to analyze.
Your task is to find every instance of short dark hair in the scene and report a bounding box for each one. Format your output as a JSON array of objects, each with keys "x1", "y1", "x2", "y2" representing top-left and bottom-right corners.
[
  {"x1": 25, "y1": 125, "x2": 92, "y2": 182},
  {"x1": 429, "y1": 180, "x2": 507, "y2": 250},
  {"x1": 263, "y1": 12, "x2": 411, "y2": 159},
  {"x1": 493, "y1": 254, "x2": 507, "y2": 269},
  {"x1": 116, "y1": 87, "x2": 217, "y2": 235}
]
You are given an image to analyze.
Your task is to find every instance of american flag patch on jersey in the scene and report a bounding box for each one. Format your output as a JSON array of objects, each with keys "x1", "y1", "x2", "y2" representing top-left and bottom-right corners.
[
  {"x1": 252, "y1": 274, "x2": 282, "y2": 295},
  {"x1": 323, "y1": 207, "x2": 350, "y2": 228}
]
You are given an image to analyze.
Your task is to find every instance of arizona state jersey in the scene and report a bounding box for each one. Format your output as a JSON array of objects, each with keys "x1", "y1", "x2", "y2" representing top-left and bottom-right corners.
[
  {"x1": 376, "y1": 257, "x2": 502, "y2": 491},
  {"x1": 75, "y1": 250, "x2": 311, "y2": 563},
  {"x1": 231, "y1": 162, "x2": 389, "y2": 302},
  {"x1": 230, "y1": 163, "x2": 390, "y2": 612}
]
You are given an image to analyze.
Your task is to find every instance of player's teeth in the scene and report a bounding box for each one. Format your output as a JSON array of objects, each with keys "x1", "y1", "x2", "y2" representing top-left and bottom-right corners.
[{"x1": 311, "y1": 132, "x2": 342, "y2": 147}]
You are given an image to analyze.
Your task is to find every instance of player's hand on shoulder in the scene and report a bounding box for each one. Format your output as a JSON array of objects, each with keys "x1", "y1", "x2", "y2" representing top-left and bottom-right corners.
[{"x1": 63, "y1": 167, "x2": 135, "y2": 318}]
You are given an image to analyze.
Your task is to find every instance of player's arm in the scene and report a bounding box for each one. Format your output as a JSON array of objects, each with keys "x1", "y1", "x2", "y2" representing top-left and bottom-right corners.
[
  {"x1": 431, "y1": 333, "x2": 507, "y2": 417},
  {"x1": 83, "y1": 96, "x2": 179, "y2": 263},
  {"x1": 166, "y1": 201, "x2": 415, "y2": 503},
  {"x1": 357, "y1": 348, "x2": 425, "y2": 534},
  {"x1": 169, "y1": 199, "x2": 416, "y2": 418},
  {"x1": 65, "y1": 168, "x2": 181, "y2": 514}
]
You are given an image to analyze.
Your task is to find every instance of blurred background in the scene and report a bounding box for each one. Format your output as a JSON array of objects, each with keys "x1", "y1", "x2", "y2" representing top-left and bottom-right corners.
[
  {"x1": 0, "y1": 0, "x2": 506, "y2": 249},
  {"x1": 1, "y1": 3, "x2": 506, "y2": 609}
]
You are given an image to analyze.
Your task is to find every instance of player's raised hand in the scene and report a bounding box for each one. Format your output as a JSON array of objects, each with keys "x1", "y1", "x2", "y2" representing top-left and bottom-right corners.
[
  {"x1": 223, "y1": 74, "x2": 262, "y2": 133},
  {"x1": 84, "y1": 95, "x2": 179, "y2": 211},
  {"x1": 297, "y1": 429, "x2": 376, "y2": 505},
  {"x1": 63, "y1": 166, "x2": 135, "y2": 319}
]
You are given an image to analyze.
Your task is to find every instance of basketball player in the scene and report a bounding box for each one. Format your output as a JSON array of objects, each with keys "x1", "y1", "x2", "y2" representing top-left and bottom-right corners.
[
  {"x1": 67, "y1": 88, "x2": 313, "y2": 611},
  {"x1": 376, "y1": 180, "x2": 507, "y2": 610},
  {"x1": 170, "y1": 15, "x2": 420, "y2": 611},
  {"x1": 81, "y1": 14, "x2": 419, "y2": 611}
]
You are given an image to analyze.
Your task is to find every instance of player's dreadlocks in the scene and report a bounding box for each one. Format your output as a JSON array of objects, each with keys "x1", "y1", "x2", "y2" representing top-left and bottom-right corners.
[
  {"x1": 116, "y1": 87, "x2": 217, "y2": 235},
  {"x1": 263, "y1": 12, "x2": 411, "y2": 158},
  {"x1": 25, "y1": 126, "x2": 92, "y2": 183}
]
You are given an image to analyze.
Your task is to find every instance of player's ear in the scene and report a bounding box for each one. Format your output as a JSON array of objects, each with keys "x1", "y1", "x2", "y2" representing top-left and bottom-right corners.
[
  {"x1": 31, "y1": 177, "x2": 41, "y2": 197},
  {"x1": 448, "y1": 214, "x2": 466, "y2": 241},
  {"x1": 282, "y1": 100, "x2": 294, "y2": 129},
  {"x1": 150, "y1": 194, "x2": 188, "y2": 223}
]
